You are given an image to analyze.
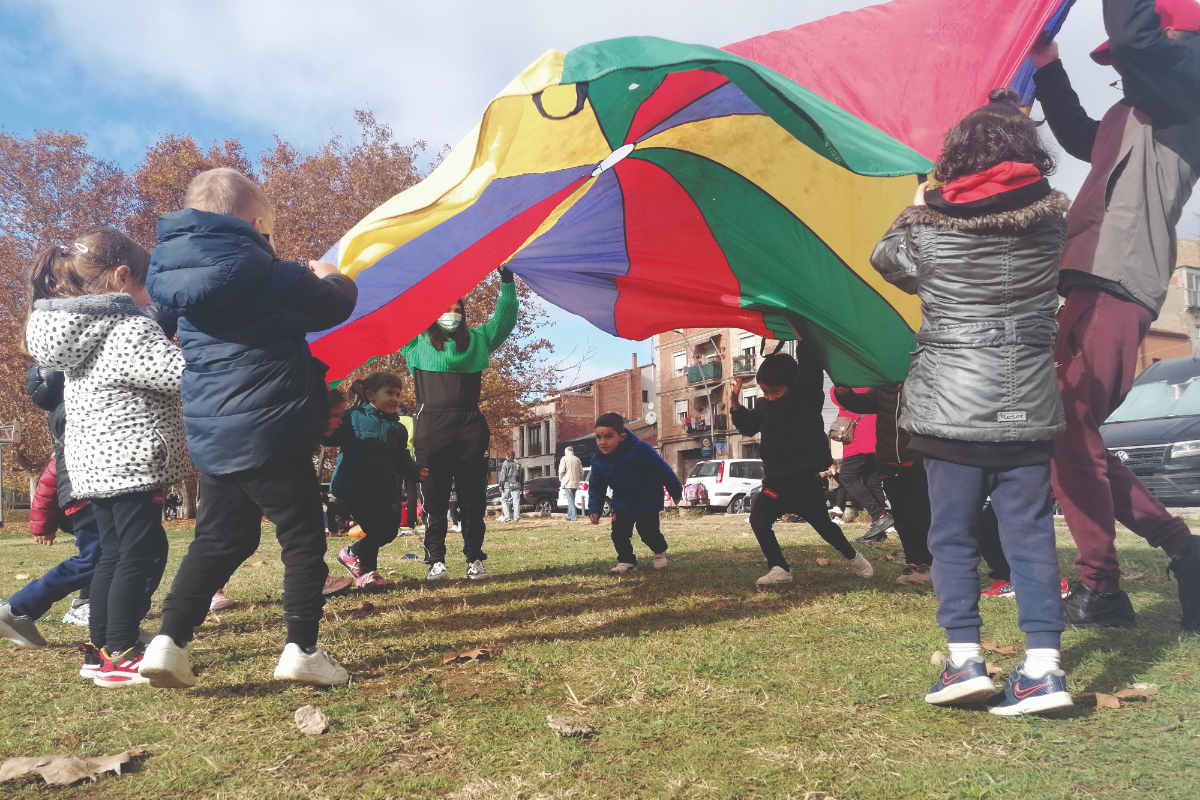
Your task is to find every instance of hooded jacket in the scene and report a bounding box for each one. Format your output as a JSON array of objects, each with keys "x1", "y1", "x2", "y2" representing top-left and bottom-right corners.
[
  {"x1": 147, "y1": 209, "x2": 358, "y2": 475},
  {"x1": 729, "y1": 342, "x2": 832, "y2": 480},
  {"x1": 1034, "y1": 0, "x2": 1200, "y2": 314},
  {"x1": 325, "y1": 404, "x2": 422, "y2": 503},
  {"x1": 870, "y1": 191, "x2": 1070, "y2": 442},
  {"x1": 498, "y1": 458, "x2": 522, "y2": 490},
  {"x1": 25, "y1": 293, "x2": 188, "y2": 498},
  {"x1": 587, "y1": 430, "x2": 682, "y2": 516}
]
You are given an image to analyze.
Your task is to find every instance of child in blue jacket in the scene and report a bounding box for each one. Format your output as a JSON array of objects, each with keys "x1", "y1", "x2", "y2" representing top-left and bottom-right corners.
[{"x1": 588, "y1": 412, "x2": 683, "y2": 573}]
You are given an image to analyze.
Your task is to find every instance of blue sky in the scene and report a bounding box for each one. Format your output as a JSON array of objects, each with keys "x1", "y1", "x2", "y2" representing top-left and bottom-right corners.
[{"x1": 4, "y1": 1, "x2": 1195, "y2": 383}]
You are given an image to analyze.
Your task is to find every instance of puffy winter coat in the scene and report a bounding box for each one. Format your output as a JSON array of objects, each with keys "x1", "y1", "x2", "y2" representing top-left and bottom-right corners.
[
  {"x1": 326, "y1": 404, "x2": 423, "y2": 503},
  {"x1": 26, "y1": 293, "x2": 188, "y2": 498},
  {"x1": 870, "y1": 192, "x2": 1069, "y2": 442},
  {"x1": 147, "y1": 209, "x2": 357, "y2": 475},
  {"x1": 587, "y1": 430, "x2": 682, "y2": 516},
  {"x1": 30, "y1": 458, "x2": 64, "y2": 537},
  {"x1": 729, "y1": 341, "x2": 832, "y2": 480}
]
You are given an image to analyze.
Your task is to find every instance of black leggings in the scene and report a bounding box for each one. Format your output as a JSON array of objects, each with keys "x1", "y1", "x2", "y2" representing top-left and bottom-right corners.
[
  {"x1": 839, "y1": 453, "x2": 887, "y2": 518},
  {"x1": 89, "y1": 492, "x2": 169, "y2": 653},
  {"x1": 749, "y1": 475, "x2": 856, "y2": 570},
  {"x1": 344, "y1": 496, "x2": 399, "y2": 574},
  {"x1": 416, "y1": 409, "x2": 489, "y2": 564},
  {"x1": 882, "y1": 465, "x2": 934, "y2": 566}
]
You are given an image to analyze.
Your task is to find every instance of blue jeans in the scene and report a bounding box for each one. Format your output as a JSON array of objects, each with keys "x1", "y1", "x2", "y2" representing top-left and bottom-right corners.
[
  {"x1": 563, "y1": 488, "x2": 578, "y2": 521},
  {"x1": 9, "y1": 528, "x2": 100, "y2": 619},
  {"x1": 500, "y1": 487, "x2": 520, "y2": 521},
  {"x1": 925, "y1": 458, "x2": 1064, "y2": 650}
]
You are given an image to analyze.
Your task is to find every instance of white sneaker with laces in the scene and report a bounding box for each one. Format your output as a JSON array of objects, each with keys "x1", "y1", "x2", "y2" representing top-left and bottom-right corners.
[
  {"x1": 141, "y1": 634, "x2": 197, "y2": 688},
  {"x1": 427, "y1": 562, "x2": 449, "y2": 580},
  {"x1": 830, "y1": 516, "x2": 845, "y2": 526},
  {"x1": 273, "y1": 643, "x2": 349, "y2": 686},
  {"x1": 848, "y1": 552, "x2": 874, "y2": 578},
  {"x1": 610, "y1": 562, "x2": 637, "y2": 573},
  {"x1": 829, "y1": 506, "x2": 843, "y2": 516},
  {"x1": 756, "y1": 566, "x2": 793, "y2": 585},
  {"x1": 652, "y1": 553, "x2": 669, "y2": 570},
  {"x1": 62, "y1": 599, "x2": 90, "y2": 627},
  {"x1": 466, "y1": 560, "x2": 489, "y2": 579}
]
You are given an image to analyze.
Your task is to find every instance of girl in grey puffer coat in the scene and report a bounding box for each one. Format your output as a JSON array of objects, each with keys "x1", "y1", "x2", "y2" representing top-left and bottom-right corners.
[
  {"x1": 24, "y1": 228, "x2": 186, "y2": 677},
  {"x1": 871, "y1": 90, "x2": 1072, "y2": 717}
]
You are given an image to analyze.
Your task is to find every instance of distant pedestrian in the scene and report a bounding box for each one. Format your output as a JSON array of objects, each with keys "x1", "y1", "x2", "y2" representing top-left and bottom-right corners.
[
  {"x1": 830, "y1": 387, "x2": 892, "y2": 542},
  {"x1": 587, "y1": 413, "x2": 682, "y2": 573},
  {"x1": 498, "y1": 452, "x2": 522, "y2": 522},
  {"x1": 558, "y1": 446, "x2": 583, "y2": 522}
]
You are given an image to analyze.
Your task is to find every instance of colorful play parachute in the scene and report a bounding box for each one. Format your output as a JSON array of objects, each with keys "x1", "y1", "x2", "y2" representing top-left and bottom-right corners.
[{"x1": 309, "y1": 0, "x2": 1074, "y2": 386}]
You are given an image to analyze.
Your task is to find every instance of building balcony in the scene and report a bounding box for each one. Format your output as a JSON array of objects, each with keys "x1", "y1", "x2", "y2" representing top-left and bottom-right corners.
[
  {"x1": 683, "y1": 414, "x2": 727, "y2": 434},
  {"x1": 733, "y1": 355, "x2": 757, "y2": 376},
  {"x1": 686, "y1": 362, "x2": 723, "y2": 384}
]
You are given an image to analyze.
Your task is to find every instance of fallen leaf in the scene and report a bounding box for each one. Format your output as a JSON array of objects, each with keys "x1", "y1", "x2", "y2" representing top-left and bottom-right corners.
[
  {"x1": 13, "y1": 574, "x2": 33, "y2": 580},
  {"x1": 1079, "y1": 692, "x2": 1121, "y2": 709},
  {"x1": 0, "y1": 751, "x2": 142, "y2": 786},
  {"x1": 718, "y1": 547, "x2": 734, "y2": 552},
  {"x1": 930, "y1": 651, "x2": 947, "y2": 666},
  {"x1": 442, "y1": 648, "x2": 491, "y2": 665},
  {"x1": 985, "y1": 662, "x2": 1001, "y2": 676},
  {"x1": 877, "y1": 694, "x2": 891, "y2": 699},
  {"x1": 294, "y1": 705, "x2": 329, "y2": 736},
  {"x1": 815, "y1": 558, "x2": 832, "y2": 566},
  {"x1": 1122, "y1": 569, "x2": 1146, "y2": 581},
  {"x1": 359, "y1": 601, "x2": 375, "y2": 614},
  {"x1": 1132, "y1": 682, "x2": 1161, "y2": 698},
  {"x1": 1114, "y1": 689, "x2": 1150, "y2": 701},
  {"x1": 546, "y1": 715, "x2": 596, "y2": 738},
  {"x1": 981, "y1": 641, "x2": 1018, "y2": 656},
  {"x1": 1157, "y1": 715, "x2": 1186, "y2": 733}
]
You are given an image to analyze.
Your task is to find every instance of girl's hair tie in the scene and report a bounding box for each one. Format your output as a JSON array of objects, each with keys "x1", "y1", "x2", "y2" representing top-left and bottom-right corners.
[{"x1": 71, "y1": 242, "x2": 89, "y2": 254}]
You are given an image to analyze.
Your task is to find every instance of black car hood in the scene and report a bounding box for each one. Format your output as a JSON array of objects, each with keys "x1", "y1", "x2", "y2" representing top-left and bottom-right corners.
[{"x1": 1100, "y1": 416, "x2": 1200, "y2": 447}]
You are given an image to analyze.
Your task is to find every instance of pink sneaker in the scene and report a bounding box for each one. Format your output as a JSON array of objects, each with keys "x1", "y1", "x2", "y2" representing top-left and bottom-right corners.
[
  {"x1": 209, "y1": 589, "x2": 234, "y2": 610},
  {"x1": 337, "y1": 546, "x2": 362, "y2": 579},
  {"x1": 356, "y1": 571, "x2": 393, "y2": 588},
  {"x1": 322, "y1": 576, "x2": 354, "y2": 595}
]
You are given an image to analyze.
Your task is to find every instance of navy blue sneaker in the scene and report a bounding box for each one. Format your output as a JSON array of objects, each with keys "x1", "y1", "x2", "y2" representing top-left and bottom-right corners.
[
  {"x1": 924, "y1": 656, "x2": 997, "y2": 705},
  {"x1": 987, "y1": 663, "x2": 1073, "y2": 716}
]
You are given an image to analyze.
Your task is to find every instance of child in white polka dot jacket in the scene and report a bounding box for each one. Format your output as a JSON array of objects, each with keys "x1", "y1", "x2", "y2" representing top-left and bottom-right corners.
[{"x1": 25, "y1": 227, "x2": 188, "y2": 688}]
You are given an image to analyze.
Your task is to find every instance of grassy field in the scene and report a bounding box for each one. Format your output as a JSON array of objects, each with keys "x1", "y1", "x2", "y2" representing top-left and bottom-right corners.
[{"x1": 0, "y1": 513, "x2": 1197, "y2": 800}]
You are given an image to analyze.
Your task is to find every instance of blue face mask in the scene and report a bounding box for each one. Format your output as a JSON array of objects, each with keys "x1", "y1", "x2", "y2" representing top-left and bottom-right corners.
[{"x1": 437, "y1": 312, "x2": 462, "y2": 332}]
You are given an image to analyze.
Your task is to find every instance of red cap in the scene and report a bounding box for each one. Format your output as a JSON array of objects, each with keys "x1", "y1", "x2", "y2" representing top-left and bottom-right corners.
[{"x1": 1092, "y1": 0, "x2": 1200, "y2": 64}]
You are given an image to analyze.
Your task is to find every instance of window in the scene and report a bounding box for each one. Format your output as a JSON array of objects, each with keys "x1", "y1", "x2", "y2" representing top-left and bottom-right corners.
[
  {"x1": 527, "y1": 424, "x2": 542, "y2": 457},
  {"x1": 742, "y1": 389, "x2": 757, "y2": 410},
  {"x1": 675, "y1": 399, "x2": 688, "y2": 422},
  {"x1": 1187, "y1": 268, "x2": 1200, "y2": 308},
  {"x1": 672, "y1": 351, "x2": 686, "y2": 376},
  {"x1": 642, "y1": 390, "x2": 649, "y2": 402},
  {"x1": 728, "y1": 462, "x2": 744, "y2": 478},
  {"x1": 738, "y1": 333, "x2": 756, "y2": 356},
  {"x1": 743, "y1": 461, "x2": 764, "y2": 480},
  {"x1": 742, "y1": 443, "x2": 760, "y2": 459},
  {"x1": 689, "y1": 462, "x2": 720, "y2": 478}
]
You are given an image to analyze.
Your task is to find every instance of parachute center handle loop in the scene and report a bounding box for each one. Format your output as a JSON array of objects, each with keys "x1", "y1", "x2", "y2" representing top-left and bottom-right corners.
[{"x1": 532, "y1": 82, "x2": 589, "y2": 121}]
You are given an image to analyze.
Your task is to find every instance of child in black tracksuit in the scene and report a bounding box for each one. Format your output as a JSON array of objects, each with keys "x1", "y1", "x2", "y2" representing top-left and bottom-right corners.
[
  {"x1": 326, "y1": 372, "x2": 428, "y2": 588},
  {"x1": 729, "y1": 348, "x2": 873, "y2": 586}
]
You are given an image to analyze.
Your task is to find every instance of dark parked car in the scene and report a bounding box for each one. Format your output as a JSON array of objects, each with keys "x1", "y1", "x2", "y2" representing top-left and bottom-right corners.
[
  {"x1": 522, "y1": 476, "x2": 561, "y2": 513},
  {"x1": 1100, "y1": 356, "x2": 1200, "y2": 506}
]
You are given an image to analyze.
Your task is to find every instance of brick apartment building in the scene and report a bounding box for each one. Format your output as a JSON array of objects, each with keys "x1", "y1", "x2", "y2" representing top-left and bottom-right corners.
[
  {"x1": 512, "y1": 357, "x2": 657, "y2": 480},
  {"x1": 1143, "y1": 240, "x2": 1200, "y2": 371},
  {"x1": 655, "y1": 328, "x2": 840, "y2": 482}
]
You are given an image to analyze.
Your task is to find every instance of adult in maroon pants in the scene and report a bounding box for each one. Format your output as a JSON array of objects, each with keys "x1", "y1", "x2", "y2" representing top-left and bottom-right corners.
[{"x1": 1032, "y1": 1, "x2": 1200, "y2": 631}]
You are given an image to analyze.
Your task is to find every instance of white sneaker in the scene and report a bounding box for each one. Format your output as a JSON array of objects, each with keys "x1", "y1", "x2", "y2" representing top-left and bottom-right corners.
[
  {"x1": 829, "y1": 506, "x2": 843, "y2": 516},
  {"x1": 610, "y1": 562, "x2": 637, "y2": 573},
  {"x1": 466, "y1": 560, "x2": 489, "y2": 579},
  {"x1": 450, "y1": 523, "x2": 462, "y2": 533},
  {"x1": 756, "y1": 566, "x2": 793, "y2": 585},
  {"x1": 209, "y1": 590, "x2": 234, "y2": 611},
  {"x1": 652, "y1": 553, "x2": 669, "y2": 570},
  {"x1": 273, "y1": 643, "x2": 349, "y2": 686},
  {"x1": 140, "y1": 635, "x2": 197, "y2": 688},
  {"x1": 848, "y1": 552, "x2": 874, "y2": 578},
  {"x1": 831, "y1": 516, "x2": 844, "y2": 526},
  {"x1": 427, "y1": 562, "x2": 449, "y2": 580},
  {"x1": 62, "y1": 599, "x2": 90, "y2": 627}
]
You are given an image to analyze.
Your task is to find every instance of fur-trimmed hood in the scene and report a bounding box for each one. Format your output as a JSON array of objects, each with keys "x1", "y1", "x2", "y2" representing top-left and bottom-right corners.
[
  {"x1": 27, "y1": 293, "x2": 148, "y2": 372},
  {"x1": 889, "y1": 191, "x2": 1071, "y2": 235}
]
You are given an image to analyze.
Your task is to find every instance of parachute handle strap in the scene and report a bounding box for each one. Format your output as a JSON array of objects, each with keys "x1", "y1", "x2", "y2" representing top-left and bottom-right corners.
[{"x1": 532, "y1": 83, "x2": 589, "y2": 121}]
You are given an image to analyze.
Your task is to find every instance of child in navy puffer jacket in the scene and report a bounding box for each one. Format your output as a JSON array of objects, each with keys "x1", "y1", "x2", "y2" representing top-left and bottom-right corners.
[{"x1": 588, "y1": 413, "x2": 682, "y2": 573}]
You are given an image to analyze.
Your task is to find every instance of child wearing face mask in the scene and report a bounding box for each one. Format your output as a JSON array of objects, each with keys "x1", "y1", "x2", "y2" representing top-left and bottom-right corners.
[
  {"x1": 729, "y1": 349, "x2": 873, "y2": 587},
  {"x1": 402, "y1": 268, "x2": 518, "y2": 581},
  {"x1": 25, "y1": 228, "x2": 188, "y2": 687},
  {"x1": 325, "y1": 372, "x2": 428, "y2": 588}
]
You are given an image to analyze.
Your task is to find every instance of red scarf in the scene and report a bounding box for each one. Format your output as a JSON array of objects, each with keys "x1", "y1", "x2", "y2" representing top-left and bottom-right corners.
[{"x1": 939, "y1": 162, "x2": 1042, "y2": 204}]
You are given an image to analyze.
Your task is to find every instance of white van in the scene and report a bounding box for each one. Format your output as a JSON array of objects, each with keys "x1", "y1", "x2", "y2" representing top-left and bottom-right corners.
[
  {"x1": 574, "y1": 467, "x2": 613, "y2": 516},
  {"x1": 685, "y1": 459, "x2": 763, "y2": 514}
]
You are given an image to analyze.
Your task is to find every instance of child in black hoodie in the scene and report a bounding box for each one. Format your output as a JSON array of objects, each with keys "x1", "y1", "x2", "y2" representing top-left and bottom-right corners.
[{"x1": 730, "y1": 348, "x2": 873, "y2": 586}]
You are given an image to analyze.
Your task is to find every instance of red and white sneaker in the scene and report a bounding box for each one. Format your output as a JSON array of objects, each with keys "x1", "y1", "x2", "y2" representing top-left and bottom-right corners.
[
  {"x1": 356, "y1": 571, "x2": 393, "y2": 588},
  {"x1": 209, "y1": 589, "x2": 234, "y2": 611},
  {"x1": 337, "y1": 546, "x2": 363, "y2": 579},
  {"x1": 79, "y1": 643, "x2": 103, "y2": 680},
  {"x1": 93, "y1": 645, "x2": 149, "y2": 688},
  {"x1": 323, "y1": 576, "x2": 354, "y2": 595},
  {"x1": 981, "y1": 579, "x2": 1016, "y2": 598},
  {"x1": 1060, "y1": 578, "x2": 1070, "y2": 598}
]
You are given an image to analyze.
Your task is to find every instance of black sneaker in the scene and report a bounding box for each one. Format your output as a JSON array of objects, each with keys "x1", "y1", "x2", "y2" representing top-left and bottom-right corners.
[
  {"x1": 855, "y1": 513, "x2": 893, "y2": 544},
  {"x1": 1063, "y1": 581, "x2": 1136, "y2": 629},
  {"x1": 1168, "y1": 534, "x2": 1200, "y2": 633}
]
